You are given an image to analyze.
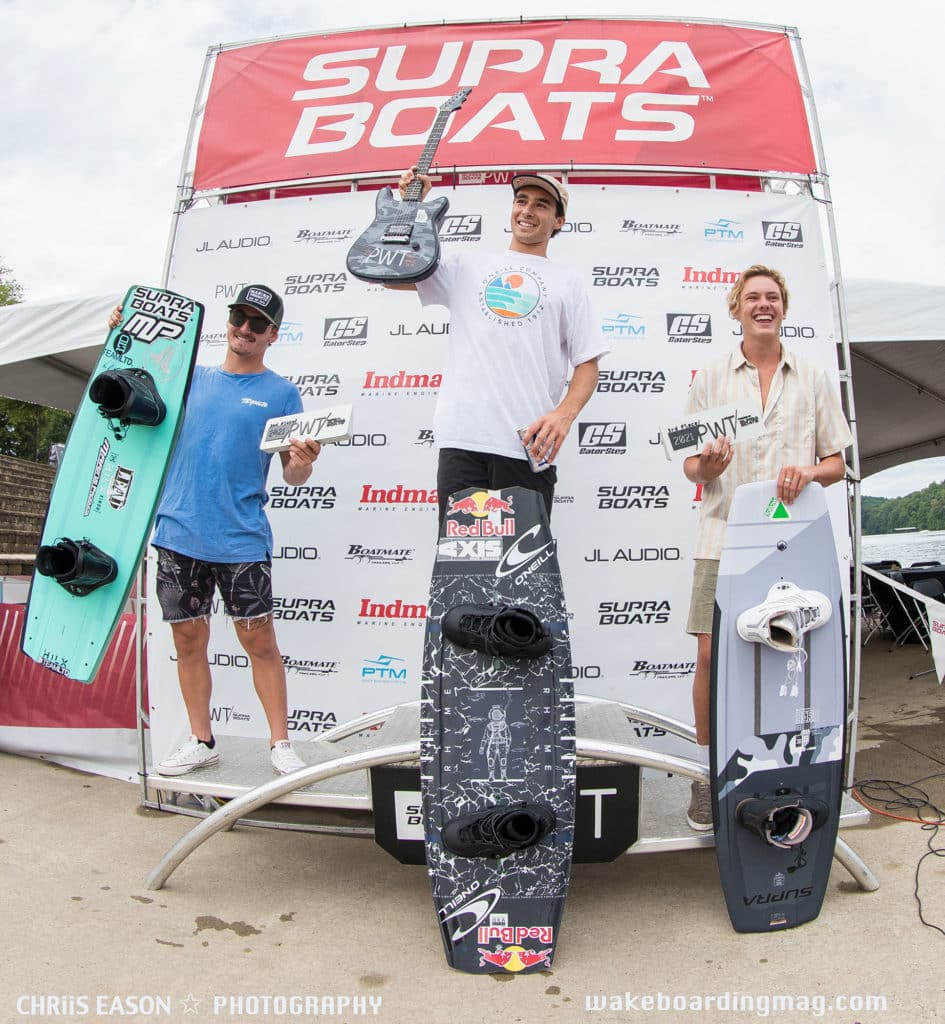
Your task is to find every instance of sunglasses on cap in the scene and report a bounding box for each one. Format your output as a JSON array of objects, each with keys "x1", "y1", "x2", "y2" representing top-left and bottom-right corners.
[{"x1": 228, "y1": 308, "x2": 272, "y2": 334}]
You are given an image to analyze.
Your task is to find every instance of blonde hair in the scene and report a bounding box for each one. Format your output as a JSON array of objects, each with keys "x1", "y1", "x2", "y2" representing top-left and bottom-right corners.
[{"x1": 727, "y1": 265, "x2": 790, "y2": 316}]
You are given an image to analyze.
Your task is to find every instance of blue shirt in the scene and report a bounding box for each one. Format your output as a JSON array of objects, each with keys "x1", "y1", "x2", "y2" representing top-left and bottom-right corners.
[{"x1": 153, "y1": 365, "x2": 303, "y2": 562}]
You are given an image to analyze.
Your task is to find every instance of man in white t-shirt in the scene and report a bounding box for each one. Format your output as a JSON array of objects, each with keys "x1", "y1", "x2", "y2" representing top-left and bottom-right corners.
[{"x1": 389, "y1": 169, "x2": 607, "y2": 524}]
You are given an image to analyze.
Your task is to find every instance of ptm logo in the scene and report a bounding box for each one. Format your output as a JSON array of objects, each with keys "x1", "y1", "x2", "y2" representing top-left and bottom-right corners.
[
  {"x1": 704, "y1": 218, "x2": 743, "y2": 241},
  {"x1": 602, "y1": 313, "x2": 645, "y2": 337},
  {"x1": 361, "y1": 655, "x2": 408, "y2": 681}
]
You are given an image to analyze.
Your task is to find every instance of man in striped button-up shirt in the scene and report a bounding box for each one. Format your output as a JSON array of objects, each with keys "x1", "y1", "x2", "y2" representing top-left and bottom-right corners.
[{"x1": 681, "y1": 265, "x2": 853, "y2": 831}]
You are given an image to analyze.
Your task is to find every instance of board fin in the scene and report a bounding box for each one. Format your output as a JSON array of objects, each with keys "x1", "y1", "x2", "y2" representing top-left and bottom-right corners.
[{"x1": 35, "y1": 538, "x2": 119, "y2": 596}]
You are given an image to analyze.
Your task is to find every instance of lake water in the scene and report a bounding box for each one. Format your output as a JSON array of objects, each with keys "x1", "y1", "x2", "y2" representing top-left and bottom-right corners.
[{"x1": 861, "y1": 529, "x2": 945, "y2": 567}]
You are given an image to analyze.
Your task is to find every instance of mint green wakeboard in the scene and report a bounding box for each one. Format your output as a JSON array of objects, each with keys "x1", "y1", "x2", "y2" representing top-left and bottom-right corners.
[{"x1": 21, "y1": 285, "x2": 203, "y2": 683}]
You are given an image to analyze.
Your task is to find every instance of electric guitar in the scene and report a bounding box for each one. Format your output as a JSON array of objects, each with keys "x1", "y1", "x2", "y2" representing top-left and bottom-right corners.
[{"x1": 346, "y1": 88, "x2": 470, "y2": 284}]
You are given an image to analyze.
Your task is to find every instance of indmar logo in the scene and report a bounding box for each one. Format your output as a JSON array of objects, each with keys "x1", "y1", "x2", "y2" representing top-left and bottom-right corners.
[
  {"x1": 440, "y1": 214, "x2": 483, "y2": 241},
  {"x1": 324, "y1": 316, "x2": 368, "y2": 345},
  {"x1": 666, "y1": 313, "x2": 712, "y2": 344},
  {"x1": 358, "y1": 484, "x2": 438, "y2": 510},
  {"x1": 357, "y1": 598, "x2": 427, "y2": 623},
  {"x1": 578, "y1": 422, "x2": 627, "y2": 454},
  {"x1": 362, "y1": 370, "x2": 442, "y2": 394},
  {"x1": 682, "y1": 266, "x2": 739, "y2": 289},
  {"x1": 763, "y1": 221, "x2": 804, "y2": 248}
]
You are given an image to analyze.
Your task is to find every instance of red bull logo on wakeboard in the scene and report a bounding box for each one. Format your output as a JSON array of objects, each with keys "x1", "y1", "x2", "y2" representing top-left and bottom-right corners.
[
  {"x1": 477, "y1": 944, "x2": 554, "y2": 972},
  {"x1": 446, "y1": 490, "x2": 516, "y2": 537}
]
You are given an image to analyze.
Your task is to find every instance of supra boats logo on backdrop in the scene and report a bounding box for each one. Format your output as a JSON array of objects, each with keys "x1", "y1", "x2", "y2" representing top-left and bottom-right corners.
[
  {"x1": 666, "y1": 313, "x2": 713, "y2": 344},
  {"x1": 284, "y1": 272, "x2": 348, "y2": 295},
  {"x1": 288, "y1": 708, "x2": 339, "y2": 734},
  {"x1": 592, "y1": 266, "x2": 660, "y2": 288},
  {"x1": 578, "y1": 422, "x2": 627, "y2": 455},
  {"x1": 763, "y1": 221, "x2": 804, "y2": 248},
  {"x1": 599, "y1": 599, "x2": 672, "y2": 625},
  {"x1": 597, "y1": 484, "x2": 670, "y2": 510},
  {"x1": 324, "y1": 316, "x2": 369, "y2": 346},
  {"x1": 285, "y1": 373, "x2": 341, "y2": 398},
  {"x1": 596, "y1": 370, "x2": 666, "y2": 394},
  {"x1": 272, "y1": 597, "x2": 335, "y2": 622},
  {"x1": 602, "y1": 313, "x2": 645, "y2": 338},
  {"x1": 270, "y1": 485, "x2": 336, "y2": 510},
  {"x1": 440, "y1": 214, "x2": 483, "y2": 242}
]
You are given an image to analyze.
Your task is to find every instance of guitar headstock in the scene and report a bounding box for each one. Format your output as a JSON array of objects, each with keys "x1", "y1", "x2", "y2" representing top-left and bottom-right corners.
[{"x1": 439, "y1": 88, "x2": 471, "y2": 113}]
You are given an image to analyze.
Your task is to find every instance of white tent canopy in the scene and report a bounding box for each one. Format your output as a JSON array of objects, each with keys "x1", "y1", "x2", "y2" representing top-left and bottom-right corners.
[{"x1": 0, "y1": 280, "x2": 942, "y2": 475}]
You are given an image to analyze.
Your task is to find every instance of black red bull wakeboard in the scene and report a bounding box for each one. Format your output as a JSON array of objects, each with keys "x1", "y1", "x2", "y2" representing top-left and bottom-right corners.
[
  {"x1": 711, "y1": 481, "x2": 845, "y2": 932},
  {"x1": 421, "y1": 486, "x2": 574, "y2": 973}
]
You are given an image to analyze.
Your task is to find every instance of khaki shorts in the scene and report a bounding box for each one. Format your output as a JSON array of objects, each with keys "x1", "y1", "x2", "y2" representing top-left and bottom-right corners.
[{"x1": 687, "y1": 559, "x2": 720, "y2": 635}]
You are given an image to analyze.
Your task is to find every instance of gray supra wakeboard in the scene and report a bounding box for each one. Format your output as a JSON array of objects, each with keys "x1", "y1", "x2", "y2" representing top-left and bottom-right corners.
[
  {"x1": 421, "y1": 486, "x2": 575, "y2": 973},
  {"x1": 712, "y1": 480, "x2": 845, "y2": 932}
]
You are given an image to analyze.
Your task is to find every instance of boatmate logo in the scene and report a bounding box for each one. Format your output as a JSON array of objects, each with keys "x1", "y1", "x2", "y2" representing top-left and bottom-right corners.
[
  {"x1": 628, "y1": 657, "x2": 694, "y2": 678},
  {"x1": 346, "y1": 543, "x2": 413, "y2": 564},
  {"x1": 666, "y1": 313, "x2": 712, "y2": 343},
  {"x1": 324, "y1": 316, "x2": 369, "y2": 345},
  {"x1": 295, "y1": 227, "x2": 353, "y2": 244},
  {"x1": 441, "y1": 214, "x2": 483, "y2": 241},
  {"x1": 763, "y1": 221, "x2": 804, "y2": 247},
  {"x1": 282, "y1": 656, "x2": 338, "y2": 676},
  {"x1": 620, "y1": 219, "x2": 682, "y2": 237}
]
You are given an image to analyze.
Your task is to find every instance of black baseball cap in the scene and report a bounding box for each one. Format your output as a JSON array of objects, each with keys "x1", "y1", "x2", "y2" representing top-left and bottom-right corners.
[{"x1": 228, "y1": 284, "x2": 284, "y2": 327}]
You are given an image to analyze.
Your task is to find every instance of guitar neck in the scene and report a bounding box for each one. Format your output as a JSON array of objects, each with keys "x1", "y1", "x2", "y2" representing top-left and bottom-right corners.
[{"x1": 402, "y1": 108, "x2": 454, "y2": 203}]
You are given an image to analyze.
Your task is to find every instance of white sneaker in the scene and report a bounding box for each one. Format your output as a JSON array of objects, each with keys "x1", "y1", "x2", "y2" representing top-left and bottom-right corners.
[
  {"x1": 270, "y1": 740, "x2": 306, "y2": 775},
  {"x1": 736, "y1": 581, "x2": 832, "y2": 652},
  {"x1": 157, "y1": 735, "x2": 219, "y2": 776}
]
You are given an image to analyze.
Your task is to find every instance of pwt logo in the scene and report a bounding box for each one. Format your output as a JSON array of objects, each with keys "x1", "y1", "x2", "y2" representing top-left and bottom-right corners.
[
  {"x1": 578, "y1": 422, "x2": 627, "y2": 455},
  {"x1": 324, "y1": 316, "x2": 368, "y2": 345},
  {"x1": 440, "y1": 215, "x2": 483, "y2": 241},
  {"x1": 666, "y1": 313, "x2": 712, "y2": 344},
  {"x1": 763, "y1": 221, "x2": 805, "y2": 248}
]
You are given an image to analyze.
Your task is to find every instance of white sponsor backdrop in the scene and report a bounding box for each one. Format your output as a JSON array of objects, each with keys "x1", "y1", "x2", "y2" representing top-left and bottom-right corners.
[{"x1": 148, "y1": 184, "x2": 850, "y2": 763}]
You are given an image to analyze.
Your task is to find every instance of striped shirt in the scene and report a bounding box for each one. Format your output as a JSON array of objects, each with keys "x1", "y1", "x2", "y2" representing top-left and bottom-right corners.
[{"x1": 686, "y1": 346, "x2": 854, "y2": 560}]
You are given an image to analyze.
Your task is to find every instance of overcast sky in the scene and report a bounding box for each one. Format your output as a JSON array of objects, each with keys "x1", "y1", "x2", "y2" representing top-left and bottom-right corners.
[{"x1": 4, "y1": 0, "x2": 944, "y2": 499}]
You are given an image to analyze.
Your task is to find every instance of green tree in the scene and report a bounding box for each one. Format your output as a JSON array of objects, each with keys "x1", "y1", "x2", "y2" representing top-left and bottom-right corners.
[{"x1": 0, "y1": 261, "x2": 74, "y2": 463}]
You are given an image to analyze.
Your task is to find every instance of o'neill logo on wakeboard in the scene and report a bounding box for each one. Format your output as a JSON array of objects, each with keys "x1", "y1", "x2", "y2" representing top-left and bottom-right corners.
[{"x1": 439, "y1": 886, "x2": 503, "y2": 942}]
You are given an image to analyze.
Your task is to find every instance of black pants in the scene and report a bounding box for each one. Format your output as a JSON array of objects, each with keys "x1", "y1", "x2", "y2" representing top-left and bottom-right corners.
[{"x1": 436, "y1": 447, "x2": 557, "y2": 528}]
